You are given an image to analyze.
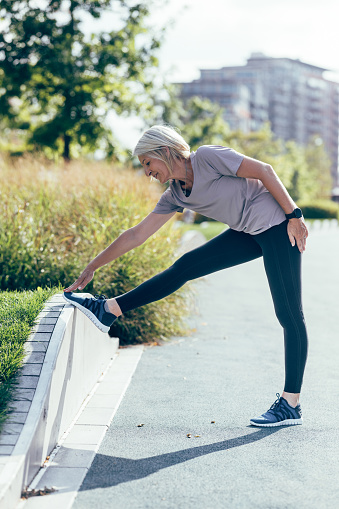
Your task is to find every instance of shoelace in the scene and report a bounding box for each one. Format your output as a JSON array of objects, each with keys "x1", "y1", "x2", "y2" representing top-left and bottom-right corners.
[
  {"x1": 268, "y1": 393, "x2": 296, "y2": 421},
  {"x1": 94, "y1": 294, "x2": 107, "y2": 300},
  {"x1": 269, "y1": 393, "x2": 282, "y2": 411}
]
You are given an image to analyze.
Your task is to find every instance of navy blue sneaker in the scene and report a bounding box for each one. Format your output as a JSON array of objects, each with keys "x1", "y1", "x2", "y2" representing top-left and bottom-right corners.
[
  {"x1": 63, "y1": 292, "x2": 117, "y2": 333},
  {"x1": 250, "y1": 393, "x2": 303, "y2": 427}
]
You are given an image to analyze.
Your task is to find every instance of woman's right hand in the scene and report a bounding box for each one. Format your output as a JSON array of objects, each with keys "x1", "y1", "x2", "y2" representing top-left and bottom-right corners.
[{"x1": 64, "y1": 266, "x2": 95, "y2": 292}]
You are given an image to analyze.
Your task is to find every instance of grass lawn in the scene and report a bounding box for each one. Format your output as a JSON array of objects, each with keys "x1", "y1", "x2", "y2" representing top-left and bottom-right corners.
[
  {"x1": 176, "y1": 221, "x2": 228, "y2": 241},
  {"x1": 0, "y1": 287, "x2": 59, "y2": 433}
]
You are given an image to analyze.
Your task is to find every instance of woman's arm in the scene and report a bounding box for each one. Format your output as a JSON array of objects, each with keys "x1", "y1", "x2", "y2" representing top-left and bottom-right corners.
[
  {"x1": 64, "y1": 211, "x2": 176, "y2": 292},
  {"x1": 236, "y1": 156, "x2": 308, "y2": 252}
]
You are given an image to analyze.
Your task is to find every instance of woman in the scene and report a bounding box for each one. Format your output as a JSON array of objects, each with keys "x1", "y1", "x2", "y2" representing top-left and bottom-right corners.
[{"x1": 64, "y1": 125, "x2": 309, "y2": 428}]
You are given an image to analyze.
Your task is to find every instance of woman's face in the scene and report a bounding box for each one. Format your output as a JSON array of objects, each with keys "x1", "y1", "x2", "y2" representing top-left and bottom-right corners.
[{"x1": 138, "y1": 155, "x2": 171, "y2": 184}]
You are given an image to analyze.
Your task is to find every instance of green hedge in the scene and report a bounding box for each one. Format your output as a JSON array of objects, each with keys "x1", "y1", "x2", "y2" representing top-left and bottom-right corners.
[
  {"x1": 298, "y1": 200, "x2": 339, "y2": 219},
  {"x1": 0, "y1": 156, "x2": 190, "y2": 344}
]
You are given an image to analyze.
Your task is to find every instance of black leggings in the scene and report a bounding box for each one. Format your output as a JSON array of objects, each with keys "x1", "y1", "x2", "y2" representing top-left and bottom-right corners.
[{"x1": 116, "y1": 220, "x2": 308, "y2": 393}]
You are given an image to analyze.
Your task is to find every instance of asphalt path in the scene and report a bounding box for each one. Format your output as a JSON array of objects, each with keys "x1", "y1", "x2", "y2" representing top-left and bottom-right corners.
[{"x1": 73, "y1": 223, "x2": 339, "y2": 509}]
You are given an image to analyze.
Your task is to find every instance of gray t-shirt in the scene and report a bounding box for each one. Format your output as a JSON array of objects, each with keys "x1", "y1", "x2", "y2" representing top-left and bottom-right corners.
[{"x1": 152, "y1": 145, "x2": 286, "y2": 235}]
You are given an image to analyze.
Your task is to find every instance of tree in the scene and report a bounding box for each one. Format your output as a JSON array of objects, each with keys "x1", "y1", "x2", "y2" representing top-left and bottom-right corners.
[
  {"x1": 150, "y1": 85, "x2": 231, "y2": 149},
  {"x1": 0, "y1": 0, "x2": 162, "y2": 160},
  {"x1": 222, "y1": 127, "x2": 332, "y2": 201},
  {"x1": 304, "y1": 136, "x2": 332, "y2": 199},
  {"x1": 153, "y1": 89, "x2": 332, "y2": 202}
]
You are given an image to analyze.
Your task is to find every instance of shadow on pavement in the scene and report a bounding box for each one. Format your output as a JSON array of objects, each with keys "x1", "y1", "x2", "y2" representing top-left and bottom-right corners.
[{"x1": 79, "y1": 427, "x2": 282, "y2": 490}]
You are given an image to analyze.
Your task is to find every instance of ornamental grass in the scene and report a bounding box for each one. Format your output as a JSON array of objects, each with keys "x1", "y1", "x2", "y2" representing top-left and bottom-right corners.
[{"x1": 0, "y1": 154, "x2": 191, "y2": 345}]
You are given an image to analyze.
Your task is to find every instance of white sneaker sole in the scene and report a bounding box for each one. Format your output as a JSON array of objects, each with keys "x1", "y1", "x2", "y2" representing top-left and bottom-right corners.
[
  {"x1": 63, "y1": 294, "x2": 110, "y2": 333},
  {"x1": 250, "y1": 417, "x2": 303, "y2": 427}
]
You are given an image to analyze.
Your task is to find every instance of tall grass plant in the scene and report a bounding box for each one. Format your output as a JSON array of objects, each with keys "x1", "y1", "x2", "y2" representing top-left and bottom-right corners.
[{"x1": 0, "y1": 154, "x2": 190, "y2": 344}]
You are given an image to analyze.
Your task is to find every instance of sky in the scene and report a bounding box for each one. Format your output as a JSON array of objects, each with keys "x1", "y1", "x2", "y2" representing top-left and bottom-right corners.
[{"x1": 80, "y1": 0, "x2": 339, "y2": 149}]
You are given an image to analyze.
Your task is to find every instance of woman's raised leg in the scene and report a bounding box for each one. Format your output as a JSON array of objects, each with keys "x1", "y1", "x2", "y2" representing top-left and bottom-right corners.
[{"x1": 113, "y1": 228, "x2": 263, "y2": 314}]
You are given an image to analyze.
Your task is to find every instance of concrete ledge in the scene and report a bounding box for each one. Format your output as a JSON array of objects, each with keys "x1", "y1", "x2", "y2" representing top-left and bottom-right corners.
[{"x1": 0, "y1": 294, "x2": 118, "y2": 509}]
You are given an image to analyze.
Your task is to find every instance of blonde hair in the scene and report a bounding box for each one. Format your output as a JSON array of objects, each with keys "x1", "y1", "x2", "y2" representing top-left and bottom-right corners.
[{"x1": 132, "y1": 125, "x2": 190, "y2": 174}]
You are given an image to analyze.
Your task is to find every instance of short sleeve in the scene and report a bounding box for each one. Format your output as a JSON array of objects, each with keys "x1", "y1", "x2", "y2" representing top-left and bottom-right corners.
[
  {"x1": 152, "y1": 187, "x2": 184, "y2": 214},
  {"x1": 196, "y1": 145, "x2": 244, "y2": 176}
]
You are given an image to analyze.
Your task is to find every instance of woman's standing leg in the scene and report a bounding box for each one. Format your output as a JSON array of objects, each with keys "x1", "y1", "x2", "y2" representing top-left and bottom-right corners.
[{"x1": 254, "y1": 220, "x2": 308, "y2": 397}]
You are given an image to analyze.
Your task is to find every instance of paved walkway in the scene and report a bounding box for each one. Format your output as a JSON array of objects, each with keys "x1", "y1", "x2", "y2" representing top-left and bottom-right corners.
[
  {"x1": 67, "y1": 224, "x2": 339, "y2": 509},
  {"x1": 20, "y1": 224, "x2": 339, "y2": 508}
]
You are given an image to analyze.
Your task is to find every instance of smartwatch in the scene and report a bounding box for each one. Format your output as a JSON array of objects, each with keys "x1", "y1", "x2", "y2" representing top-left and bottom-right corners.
[{"x1": 285, "y1": 208, "x2": 303, "y2": 220}]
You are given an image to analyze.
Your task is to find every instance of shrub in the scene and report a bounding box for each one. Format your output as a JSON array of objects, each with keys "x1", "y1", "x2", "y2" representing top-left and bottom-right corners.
[
  {"x1": 193, "y1": 213, "x2": 217, "y2": 224},
  {"x1": 0, "y1": 155, "x2": 191, "y2": 344},
  {"x1": 298, "y1": 200, "x2": 339, "y2": 219}
]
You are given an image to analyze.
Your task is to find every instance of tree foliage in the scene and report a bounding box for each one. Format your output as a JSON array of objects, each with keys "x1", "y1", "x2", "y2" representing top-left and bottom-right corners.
[
  {"x1": 223, "y1": 128, "x2": 332, "y2": 201},
  {"x1": 0, "y1": 0, "x2": 162, "y2": 159},
  {"x1": 151, "y1": 85, "x2": 230, "y2": 147},
  {"x1": 150, "y1": 88, "x2": 332, "y2": 201}
]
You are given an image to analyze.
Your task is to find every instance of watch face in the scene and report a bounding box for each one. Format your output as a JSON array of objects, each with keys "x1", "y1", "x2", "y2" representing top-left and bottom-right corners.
[{"x1": 295, "y1": 208, "x2": 302, "y2": 218}]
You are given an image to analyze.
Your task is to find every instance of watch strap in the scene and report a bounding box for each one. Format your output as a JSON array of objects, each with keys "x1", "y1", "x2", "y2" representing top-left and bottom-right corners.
[{"x1": 285, "y1": 208, "x2": 302, "y2": 219}]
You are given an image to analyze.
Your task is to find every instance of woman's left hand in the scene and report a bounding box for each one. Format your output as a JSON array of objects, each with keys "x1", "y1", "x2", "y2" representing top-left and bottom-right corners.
[{"x1": 287, "y1": 218, "x2": 308, "y2": 253}]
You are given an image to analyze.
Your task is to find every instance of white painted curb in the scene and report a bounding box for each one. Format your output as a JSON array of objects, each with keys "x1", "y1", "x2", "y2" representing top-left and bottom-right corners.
[{"x1": 0, "y1": 294, "x2": 119, "y2": 508}]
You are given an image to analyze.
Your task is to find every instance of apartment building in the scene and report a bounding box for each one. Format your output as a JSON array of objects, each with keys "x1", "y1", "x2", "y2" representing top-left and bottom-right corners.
[{"x1": 179, "y1": 53, "x2": 339, "y2": 185}]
